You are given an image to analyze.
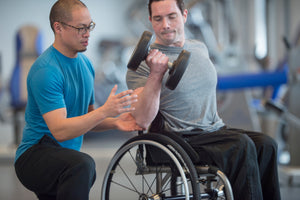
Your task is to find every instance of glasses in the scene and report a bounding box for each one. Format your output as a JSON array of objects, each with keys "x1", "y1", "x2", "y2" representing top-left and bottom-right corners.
[{"x1": 59, "y1": 21, "x2": 96, "y2": 34}]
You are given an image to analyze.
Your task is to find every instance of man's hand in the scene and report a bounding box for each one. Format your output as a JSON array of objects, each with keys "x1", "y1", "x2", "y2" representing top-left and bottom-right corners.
[
  {"x1": 146, "y1": 49, "x2": 169, "y2": 76},
  {"x1": 115, "y1": 112, "x2": 145, "y2": 132},
  {"x1": 100, "y1": 85, "x2": 138, "y2": 118}
]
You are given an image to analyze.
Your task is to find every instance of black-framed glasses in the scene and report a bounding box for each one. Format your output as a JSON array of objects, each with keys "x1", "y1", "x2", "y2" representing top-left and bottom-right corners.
[{"x1": 59, "y1": 21, "x2": 96, "y2": 34}]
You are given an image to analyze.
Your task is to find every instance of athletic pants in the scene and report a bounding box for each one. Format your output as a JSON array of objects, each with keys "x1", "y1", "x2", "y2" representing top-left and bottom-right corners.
[
  {"x1": 150, "y1": 113, "x2": 281, "y2": 200},
  {"x1": 180, "y1": 127, "x2": 281, "y2": 200},
  {"x1": 14, "y1": 135, "x2": 96, "y2": 200}
]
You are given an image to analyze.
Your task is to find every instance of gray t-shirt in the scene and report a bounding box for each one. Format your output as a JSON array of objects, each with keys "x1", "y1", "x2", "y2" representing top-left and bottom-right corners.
[{"x1": 126, "y1": 39, "x2": 224, "y2": 133}]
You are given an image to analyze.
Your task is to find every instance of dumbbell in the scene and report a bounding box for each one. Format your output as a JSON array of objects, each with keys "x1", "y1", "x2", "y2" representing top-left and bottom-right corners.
[{"x1": 127, "y1": 31, "x2": 191, "y2": 90}]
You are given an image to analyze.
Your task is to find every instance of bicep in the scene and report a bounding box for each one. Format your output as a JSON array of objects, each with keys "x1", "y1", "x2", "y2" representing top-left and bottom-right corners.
[
  {"x1": 126, "y1": 63, "x2": 149, "y2": 90},
  {"x1": 42, "y1": 108, "x2": 67, "y2": 133}
]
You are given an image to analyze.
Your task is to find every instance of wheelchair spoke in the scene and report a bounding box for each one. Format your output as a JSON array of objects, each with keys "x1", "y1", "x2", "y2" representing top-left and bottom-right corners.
[
  {"x1": 129, "y1": 146, "x2": 155, "y2": 195},
  {"x1": 145, "y1": 173, "x2": 156, "y2": 195},
  {"x1": 117, "y1": 163, "x2": 140, "y2": 194},
  {"x1": 145, "y1": 165, "x2": 170, "y2": 195},
  {"x1": 110, "y1": 179, "x2": 140, "y2": 194},
  {"x1": 161, "y1": 174, "x2": 172, "y2": 193}
]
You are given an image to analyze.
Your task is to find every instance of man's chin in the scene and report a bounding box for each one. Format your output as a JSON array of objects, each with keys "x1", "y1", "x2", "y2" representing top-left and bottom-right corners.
[
  {"x1": 78, "y1": 48, "x2": 87, "y2": 53},
  {"x1": 161, "y1": 34, "x2": 176, "y2": 44},
  {"x1": 162, "y1": 38, "x2": 176, "y2": 46}
]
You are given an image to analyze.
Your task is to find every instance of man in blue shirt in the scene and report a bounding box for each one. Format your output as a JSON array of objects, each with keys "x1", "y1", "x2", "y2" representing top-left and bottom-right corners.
[{"x1": 14, "y1": 0, "x2": 141, "y2": 199}]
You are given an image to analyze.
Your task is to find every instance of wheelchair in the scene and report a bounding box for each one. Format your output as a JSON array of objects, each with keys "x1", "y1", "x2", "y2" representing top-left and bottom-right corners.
[{"x1": 101, "y1": 129, "x2": 234, "y2": 200}]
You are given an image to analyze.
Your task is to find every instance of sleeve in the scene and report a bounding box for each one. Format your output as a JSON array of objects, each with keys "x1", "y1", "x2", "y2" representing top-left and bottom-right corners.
[
  {"x1": 28, "y1": 67, "x2": 65, "y2": 115},
  {"x1": 86, "y1": 56, "x2": 95, "y2": 106},
  {"x1": 90, "y1": 90, "x2": 95, "y2": 106},
  {"x1": 126, "y1": 61, "x2": 150, "y2": 90}
]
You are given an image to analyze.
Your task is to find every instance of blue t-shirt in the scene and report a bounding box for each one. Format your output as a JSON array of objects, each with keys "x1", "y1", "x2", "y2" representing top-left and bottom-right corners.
[{"x1": 15, "y1": 45, "x2": 95, "y2": 162}]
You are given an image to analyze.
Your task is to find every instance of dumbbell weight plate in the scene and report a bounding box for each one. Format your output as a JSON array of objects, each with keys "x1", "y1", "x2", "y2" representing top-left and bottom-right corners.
[
  {"x1": 165, "y1": 50, "x2": 191, "y2": 90},
  {"x1": 127, "y1": 31, "x2": 154, "y2": 70}
]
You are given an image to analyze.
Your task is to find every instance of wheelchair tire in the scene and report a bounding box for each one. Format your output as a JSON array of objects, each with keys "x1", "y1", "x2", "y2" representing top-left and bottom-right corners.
[{"x1": 101, "y1": 133, "x2": 200, "y2": 200}]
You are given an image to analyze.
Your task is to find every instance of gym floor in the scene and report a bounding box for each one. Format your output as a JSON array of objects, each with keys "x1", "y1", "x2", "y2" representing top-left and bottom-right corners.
[{"x1": 0, "y1": 122, "x2": 299, "y2": 200}]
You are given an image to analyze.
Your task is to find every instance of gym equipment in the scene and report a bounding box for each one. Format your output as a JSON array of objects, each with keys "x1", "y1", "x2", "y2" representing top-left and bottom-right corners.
[
  {"x1": 101, "y1": 131, "x2": 233, "y2": 200},
  {"x1": 9, "y1": 25, "x2": 43, "y2": 145},
  {"x1": 217, "y1": 69, "x2": 288, "y2": 91},
  {"x1": 127, "y1": 31, "x2": 191, "y2": 90}
]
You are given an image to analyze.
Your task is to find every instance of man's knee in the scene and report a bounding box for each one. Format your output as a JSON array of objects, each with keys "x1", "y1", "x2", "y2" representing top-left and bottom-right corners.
[
  {"x1": 233, "y1": 130, "x2": 278, "y2": 156},
  {"x1": 63, "y1": 152, "x2": 96, "y2": 185},
  {"x1": 262, "y1": 134, "x2": 278, "y2": 151},
  {"x1": 236, "y1": 133, "x2": 257, "y2": 152},
  {"x1": 57, "y1": 152, "x2": 96, "y2": 199},
  {"x1": 76, "y1": 153, "x2": 96, "y2": 181},
  {"x1": 251, "y1": 133, "x2": 278, "y2": 155},
  {"x1": 256, "y1": 134, "x2": 279, "y2": 166}
]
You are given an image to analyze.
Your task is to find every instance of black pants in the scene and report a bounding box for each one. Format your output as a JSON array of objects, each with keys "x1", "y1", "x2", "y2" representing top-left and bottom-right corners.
[
  {"x1": 14, "y1": 135, "x2": 96, "y2": 200},
  {"x1": 181, "y1": 127, "x2": 280, "y2": 200},
  {"x1": 151, "y1": 114, "x2": 281, "y2": 200}
]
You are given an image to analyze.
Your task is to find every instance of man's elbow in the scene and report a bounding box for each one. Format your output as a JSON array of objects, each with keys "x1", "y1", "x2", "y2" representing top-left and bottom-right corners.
[
  {"x1": 51, "y1": 129, "x2": 68, "y2": 142},
  {"x1": 136, "y1": 118, "x2": 151, "y2": 130},
  {"x1": 52, "y1": 133, "x2": 66, "y2": 142}
]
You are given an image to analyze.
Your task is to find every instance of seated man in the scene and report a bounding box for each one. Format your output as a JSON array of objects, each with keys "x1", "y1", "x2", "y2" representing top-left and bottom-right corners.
[{"x1": 126, "y1": 0, "x2": 281, "y2": 200}]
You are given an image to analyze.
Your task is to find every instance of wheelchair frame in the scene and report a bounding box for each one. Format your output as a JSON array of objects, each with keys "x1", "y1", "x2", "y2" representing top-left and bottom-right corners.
[{"x1": 101, "y1": 132, "x2": 234, "y2": 200}]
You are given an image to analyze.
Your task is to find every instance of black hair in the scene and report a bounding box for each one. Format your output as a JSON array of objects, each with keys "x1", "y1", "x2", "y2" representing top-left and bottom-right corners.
[
  {"x1": 49, "y1": 0, "x2": 87, "y2": 32},
  {"x1": 148, "y1": 0, "x2": 185, "y2": 17}
]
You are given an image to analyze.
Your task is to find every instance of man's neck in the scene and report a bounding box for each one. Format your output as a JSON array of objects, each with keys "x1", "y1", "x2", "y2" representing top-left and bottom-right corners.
[{"x1": 53, "y1": 41, "x2": 77, "y2": 58}]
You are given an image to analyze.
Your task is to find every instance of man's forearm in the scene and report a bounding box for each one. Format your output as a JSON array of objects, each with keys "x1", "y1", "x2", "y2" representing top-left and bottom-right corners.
[
  {"x1": 90, "y1": 117, "x2": 117, "y2": 132},
  {"x1": 131, "y1": 73, "x2": 163, "y2": 129},
  {"x1": 43, "y1": 107, "x2": 109, "y2": 142}
]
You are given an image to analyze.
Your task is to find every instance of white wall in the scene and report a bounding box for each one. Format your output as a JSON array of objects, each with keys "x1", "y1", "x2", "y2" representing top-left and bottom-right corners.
[{"x1": 0, "y1": 0, "x2": 139, "y2": 85}]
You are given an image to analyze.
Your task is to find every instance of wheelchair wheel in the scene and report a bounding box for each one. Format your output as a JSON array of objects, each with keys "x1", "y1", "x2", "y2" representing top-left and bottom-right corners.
[{"x1": 101, "y1": 133, "x2": 200, "y2": 200}]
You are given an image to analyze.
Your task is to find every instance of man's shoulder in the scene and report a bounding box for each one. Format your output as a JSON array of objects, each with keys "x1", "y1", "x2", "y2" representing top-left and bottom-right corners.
[
  {"x1": 185, "y1": 39, "x2": 206, "y2": 48},
  {"x1": 33, "y1": 46, "x2": 56, "y2": 66},
  {"x1": 29, "y1": 48, "x2": 61, "y2": 79},
  {"x1": 185, "y1": 39, "x2": 209, "y2": 54}
]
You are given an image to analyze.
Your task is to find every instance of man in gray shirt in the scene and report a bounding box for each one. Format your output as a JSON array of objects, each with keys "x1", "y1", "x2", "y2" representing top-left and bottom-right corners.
[{"x1": 126, "y1": 0, "x2": 281, "y2": 199}]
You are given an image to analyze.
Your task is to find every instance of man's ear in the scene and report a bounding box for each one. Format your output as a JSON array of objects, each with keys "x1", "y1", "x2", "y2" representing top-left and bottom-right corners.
[
  {"x1": 183, "y1": 9, "x2": 188, "y2": 23},
  {"x1": 53, "y1": 22, "x2": 62, "y2": 33}
]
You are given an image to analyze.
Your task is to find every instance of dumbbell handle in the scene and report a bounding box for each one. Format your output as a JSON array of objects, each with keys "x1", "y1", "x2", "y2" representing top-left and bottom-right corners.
[
  {"x1": 145, "y1": 46, "x2": 173, "y2": 69},
  {"x1": 167, "y1": 62, "x2": 172, "y2": 69},
  {"x1": 146, "y1": 47, "x2": 173, "y2": 69}
]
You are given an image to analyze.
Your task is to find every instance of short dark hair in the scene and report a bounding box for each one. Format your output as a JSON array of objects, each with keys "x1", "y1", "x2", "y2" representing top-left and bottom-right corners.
[
  {"x1": 148, "y1": 0, "x2": 185, "y2": 17},
  {"x1": 49, "y1": 0, "x2": 87, "y2": 32}
]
